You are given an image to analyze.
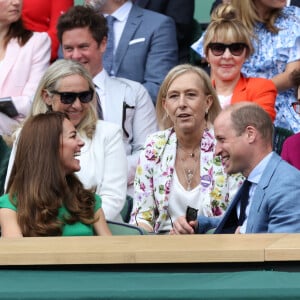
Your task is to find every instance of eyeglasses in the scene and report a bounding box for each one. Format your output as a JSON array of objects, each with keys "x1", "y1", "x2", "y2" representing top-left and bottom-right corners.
[
  {"x1": 291, "y1": 101, "x2": 300, "y2": 114},
  {"x1": 51, "y1": 90, "x2": 94, "y2": 104},
  {"x1": 208, "y1": 43, "x2": 248, "y2": 56}
]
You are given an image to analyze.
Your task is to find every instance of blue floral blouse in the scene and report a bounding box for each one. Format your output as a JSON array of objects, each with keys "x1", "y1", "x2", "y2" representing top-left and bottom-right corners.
[
  {"x1": 192, "y1": 6, "x2": 300, "y2": 132},
  {"x1": 129, "y1": 127, "x2": 244, "y2": 233}
]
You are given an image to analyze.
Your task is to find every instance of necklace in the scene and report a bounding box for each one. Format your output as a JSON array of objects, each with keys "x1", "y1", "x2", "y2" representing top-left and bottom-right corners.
[
  {"x1": 177, "y1": 146, "x2": 199, "y2": 191},
  {"x1": 177, "y1": 143, "x2": 198, "y2": 158}
]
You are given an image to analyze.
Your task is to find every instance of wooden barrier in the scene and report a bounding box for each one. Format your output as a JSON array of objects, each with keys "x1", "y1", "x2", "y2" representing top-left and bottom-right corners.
[{"x1": 0, "y1": 233, "x2": 294, "y2": 266}]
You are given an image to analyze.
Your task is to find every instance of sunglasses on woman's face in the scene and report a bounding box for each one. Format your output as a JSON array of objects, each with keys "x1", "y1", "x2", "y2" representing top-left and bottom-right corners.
[
  {"x1": 208, "y1": 43, "x2": 248, "y2": 56},
  {"x1": 51, "y1": 90, "x2": 94, "y2": 105}
]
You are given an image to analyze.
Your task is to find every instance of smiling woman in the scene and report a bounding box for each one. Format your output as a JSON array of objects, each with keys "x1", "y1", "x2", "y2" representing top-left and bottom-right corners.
[
  {"x1": 5, "y1": 59, "x2": 128, "y2": 223},
  {"x1": 0, "y1": 112, "x2": 111, "y2": 237}
]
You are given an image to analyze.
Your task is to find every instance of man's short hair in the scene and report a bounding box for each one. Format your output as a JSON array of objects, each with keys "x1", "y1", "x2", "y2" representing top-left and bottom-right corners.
[
  {"x1": 57, "y1": 5, "x2": 108, "y2": 46},
  {"x1": 230, "y1": 103, "x2": 273, "y2": 143}
]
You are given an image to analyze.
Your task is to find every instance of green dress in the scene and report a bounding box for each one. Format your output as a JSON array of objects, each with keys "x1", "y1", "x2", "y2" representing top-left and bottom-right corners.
[{"x1": 0, "y1": 194, "x2": 101, "y2": 236}]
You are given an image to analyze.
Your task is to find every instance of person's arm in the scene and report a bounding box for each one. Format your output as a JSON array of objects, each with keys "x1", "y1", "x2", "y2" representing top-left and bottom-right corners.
[
  {"x1": 143, "y1": 16, "x2": 178, "y2": 103},
  {"x1": 271, "y1": 60, "x2": 300, "y2": 92},
  {"x1": 0, "y1": 208, "x2": 22, "y2": 238},
  {"x1": 129, "y1": 139, "x2": 157, "y2": 232},
  {"x1": 48, "y1": 0, "x2": 73, "y2": 61},
  {"x1": 93, "y1": 208, "x2": 112, "y2": 236},
  {"x1": 127, "y1": 83, "x2": 158, "y2": 185}
]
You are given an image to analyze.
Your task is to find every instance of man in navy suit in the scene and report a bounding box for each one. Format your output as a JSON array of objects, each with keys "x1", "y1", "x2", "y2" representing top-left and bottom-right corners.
[
  {"x1": 172, "y1": 103, "x2": 300, "y2": 234},
  {"x1": 85, "y1": 0, "x2": 178, "y2": 103}
]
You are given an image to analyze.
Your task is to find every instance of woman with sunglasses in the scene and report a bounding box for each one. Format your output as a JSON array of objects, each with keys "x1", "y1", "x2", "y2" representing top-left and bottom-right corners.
[
  {"x1": 5, "y1": 59, "x2": 127, "y2": 223},
  {"x1": 1, "y1": 111, "x2": 111, "y2": 237},
  {"x1": 202, "y1": 4, "x2": 277, "y2": 120}
]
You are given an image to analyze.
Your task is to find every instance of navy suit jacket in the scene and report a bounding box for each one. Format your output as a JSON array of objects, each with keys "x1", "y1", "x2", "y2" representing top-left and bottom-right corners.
[
  {"x1": 198, "y1": 152, "x2": 300, "y2": 234},
  {"x1": 112, "y1": 4, "x2": 178, "y2": 103}
]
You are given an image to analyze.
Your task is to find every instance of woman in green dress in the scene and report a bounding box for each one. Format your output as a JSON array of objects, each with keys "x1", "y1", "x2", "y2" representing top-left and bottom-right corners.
[{"x1": 0, "y1": 112, "x2": 111, "y2": 237}]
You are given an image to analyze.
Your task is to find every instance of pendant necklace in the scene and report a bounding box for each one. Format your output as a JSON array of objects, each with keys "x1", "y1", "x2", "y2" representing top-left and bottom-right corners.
[{"x1": 177, "y1": 144, "x2": 199, "y2": 191}]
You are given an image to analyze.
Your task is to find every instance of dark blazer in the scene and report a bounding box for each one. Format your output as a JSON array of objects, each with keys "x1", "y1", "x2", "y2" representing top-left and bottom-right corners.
[
  {"x1": 198, "y1": 153, "x2": 300, "y2": 233},
  {"x1": 113, "y1": 4, "x2": 178, "y2": 103},
  {"x1": 291, "y1": 0, "x2": 300, "y2": 7},
  {"x1": 135, "y1": 0, "x2": 195, "y2": 62}
]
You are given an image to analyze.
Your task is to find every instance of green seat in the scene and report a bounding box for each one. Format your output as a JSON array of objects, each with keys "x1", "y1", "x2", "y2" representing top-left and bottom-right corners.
[
  {"x1": 0, "y1": 136, "x2": 11, "y2": 195},
  {"x1": 107, "y1": 220, "x2": 144, "y2": 235},
  {"x1": 273, "y1": 126, "x2": 294, "y2": 155}
]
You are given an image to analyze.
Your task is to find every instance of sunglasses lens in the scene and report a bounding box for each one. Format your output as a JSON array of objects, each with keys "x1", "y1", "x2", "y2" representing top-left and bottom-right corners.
[
  {"x1": 209, "y1": 43, "x2": 226, "y2": 56},
  {"x1": 60, "y1": 93, "x2": 77, "y2": 104},
  {"x1": 79, "y1": 91, "x2": 93, "y2": 103},
  {"x1": 229, "y1": 43, "x2": 246, "y2": 56}
]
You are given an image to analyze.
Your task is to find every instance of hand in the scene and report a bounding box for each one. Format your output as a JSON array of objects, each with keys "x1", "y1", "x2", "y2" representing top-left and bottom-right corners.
[{"x1": 170, "y1": 216, "x2": 198, "y2": 235}]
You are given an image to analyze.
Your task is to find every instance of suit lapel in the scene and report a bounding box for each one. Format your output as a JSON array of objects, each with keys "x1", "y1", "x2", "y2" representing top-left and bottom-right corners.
[
  {"x1": 114, "y1": 5, "x2": 143, "y2": 74},
  {"x1": 246, "y1": 153, "x2": 280, "y2": 232}
]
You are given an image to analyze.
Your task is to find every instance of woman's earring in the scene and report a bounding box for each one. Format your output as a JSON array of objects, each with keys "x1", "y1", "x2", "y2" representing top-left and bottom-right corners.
[{"x1": 205, "y1": 109, "x2": 209, "y2": 122}]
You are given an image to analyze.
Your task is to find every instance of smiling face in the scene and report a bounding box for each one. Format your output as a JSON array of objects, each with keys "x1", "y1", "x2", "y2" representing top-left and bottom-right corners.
[
  {"x1": 163, "y1": 71, "x2": 212, "y2": 134},
  {"x1": 0, "y1": 0, "x2": 22, "y2": 25},
  {"x1": 207, "y1": 43, "x2": 247, "y2": 83},
  {"x1": 43, "y1": 74, "x2": 91, "y2": 127},
  {"x1": 214, "y1": 110, "x2": 252, "y2": 176},
  {"x1": 62, "y1": 27, "x2": 106, "y2": 77},
  {"x1": 60, "y1": 118, "x2": 85, "y2": 175}
]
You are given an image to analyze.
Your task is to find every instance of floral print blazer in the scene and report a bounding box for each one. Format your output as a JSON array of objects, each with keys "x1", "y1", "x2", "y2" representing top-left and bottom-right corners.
[{"x1": 130, "y1": 127, "x2": 244, "y2": 233}]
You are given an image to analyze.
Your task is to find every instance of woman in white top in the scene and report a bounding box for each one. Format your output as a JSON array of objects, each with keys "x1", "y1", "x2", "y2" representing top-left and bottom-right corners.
[{"x1": 5, "y1": 59, "x2": 127, "y2": 222}]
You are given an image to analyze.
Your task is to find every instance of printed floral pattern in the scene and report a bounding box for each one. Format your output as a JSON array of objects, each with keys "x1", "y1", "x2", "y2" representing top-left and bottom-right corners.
[{"x1": 130, "y1": 127, "x2": 244, "y2": 232}]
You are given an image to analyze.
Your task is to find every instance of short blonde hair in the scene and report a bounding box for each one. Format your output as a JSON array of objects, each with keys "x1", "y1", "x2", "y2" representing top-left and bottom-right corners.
[
  {"x1": 156, "y1": 64, "x2": 221, "y2": 130},
  {"x1": 31, "y1": 59, "x2": 97, "y2": 139}
]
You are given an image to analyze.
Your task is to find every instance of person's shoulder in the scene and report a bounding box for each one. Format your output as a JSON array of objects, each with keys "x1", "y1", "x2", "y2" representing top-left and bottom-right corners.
[
  {"x1": 0, "y1": 194, "x2": 17, "y2": 211},
  {"x1": 131, "y1": 4, "x2": 174, "y2": 23},
  {"x1": 95, "y1": 120, "x2": 121, "y2": 135},
  {"x1": 245, "y1": 77, "x2": 277, "y2": 89}
]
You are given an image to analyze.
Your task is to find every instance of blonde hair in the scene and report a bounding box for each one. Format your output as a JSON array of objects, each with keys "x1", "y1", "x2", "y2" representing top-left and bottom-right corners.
[
  {"x1": 204, "y1": 4, "x2": 254, "y2": 58},
  {"x1": 231, "y1": 0, "x2": 282, "y2": 34},
  {"x1": 156, "y1": 64, "x2": 221, "y2": 130},
  {"x1": 31, "y1": 59, "x2": 98, "y2": 139}
]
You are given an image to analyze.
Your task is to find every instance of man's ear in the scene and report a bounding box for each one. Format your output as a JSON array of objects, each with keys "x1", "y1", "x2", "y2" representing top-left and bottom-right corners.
[{"x1": 245, "y1": 125, "x2": 257, "y2": 144}]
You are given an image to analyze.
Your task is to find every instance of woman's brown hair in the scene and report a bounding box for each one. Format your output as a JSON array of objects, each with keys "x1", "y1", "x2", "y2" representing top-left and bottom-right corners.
[{"x1": 6, "y1": 112, "x2": 97, "y2": 237}]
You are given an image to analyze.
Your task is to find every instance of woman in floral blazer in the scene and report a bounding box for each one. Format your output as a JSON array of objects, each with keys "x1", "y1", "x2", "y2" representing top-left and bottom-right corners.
[{"x1": 130, "y1": 64, "x2": 244, "y2": 233}]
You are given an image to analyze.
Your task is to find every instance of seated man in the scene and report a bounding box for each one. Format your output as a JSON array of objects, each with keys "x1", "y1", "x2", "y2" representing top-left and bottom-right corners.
[
  {"x1": 57, "y1": 6, "x2": 158, "y2": 194},
  {"x1": 172, "y1": 103, "x2": 300, "y2": 234}
]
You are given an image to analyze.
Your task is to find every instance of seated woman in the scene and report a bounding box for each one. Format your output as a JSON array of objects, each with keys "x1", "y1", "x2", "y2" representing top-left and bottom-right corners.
[
  {"x1": 129, "y1": 64, "x2": 244, "y2": 233},
  {"x1": 1, "y1": 112, "x2": 111, "y2": 237},
  {"x1": 0, "y1": 0, "x2": 50, "y2": 136},
  {"x1": 281, "y1": 69, "x2": 300, "y2": 168},
  {"x1": 202, "y1": 4, "x2": 277, "y2": 120},
  {"x1": 5, "y1": 59, "x2": 127, "y2": 222}
]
